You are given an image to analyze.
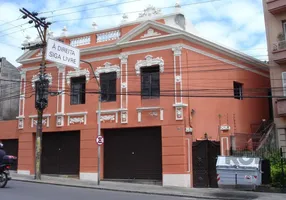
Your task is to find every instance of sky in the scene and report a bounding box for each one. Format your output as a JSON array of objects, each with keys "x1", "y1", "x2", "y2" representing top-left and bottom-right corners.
[{"x1": 0, "y1": 0, "x2": 268, "y2": 67}]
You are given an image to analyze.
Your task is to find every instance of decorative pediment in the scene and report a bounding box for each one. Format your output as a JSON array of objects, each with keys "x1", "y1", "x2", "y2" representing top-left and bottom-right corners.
[
  {"x1": 116, "y1": 21, "x2": 179, "y2": 44},
  {"x1": 140, "y1": 28, "x2": 161, "y2": 38},
  {"x1": 66, "y1": 69, "x2": 90, "y2": 85},
  {"x1": 135, "y1": 55, "x2": 164, "y2": 75},
  {"x1": 31, "y1": 73, "x2": 53, "y2": 89},
  {"x1": 95, "y1": 62, "x2": 120, "y2": 78}
]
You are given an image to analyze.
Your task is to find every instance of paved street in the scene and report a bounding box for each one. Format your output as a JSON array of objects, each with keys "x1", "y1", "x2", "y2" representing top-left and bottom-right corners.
[{"x1": 1, "y1": 181, "x2": 195, "y2": 200}]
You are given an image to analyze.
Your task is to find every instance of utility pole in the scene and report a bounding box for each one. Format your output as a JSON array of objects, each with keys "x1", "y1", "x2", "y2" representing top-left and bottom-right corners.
[
  {"x1": 80, "y1": 60, "x2": 101, "y2": 185},
  {"x1": 20, "y1": 8, "x2": 51, "y2": 180}
]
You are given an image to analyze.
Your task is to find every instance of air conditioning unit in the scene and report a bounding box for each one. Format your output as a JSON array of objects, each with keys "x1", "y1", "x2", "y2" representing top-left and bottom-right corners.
[{"x1": 220, "y1": 125, "x2": 231, "y2": 131}]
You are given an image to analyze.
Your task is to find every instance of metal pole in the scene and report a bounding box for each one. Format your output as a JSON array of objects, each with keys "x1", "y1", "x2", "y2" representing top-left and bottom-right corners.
[
  {"x1": 35, "y1": 26, "x2": 47, "y2": 180},
  {"x1": 281, "y1": 148, "x2": 285, "y2": 190},
  {"x1": 80, "y1": 60, "x2": 101, "y2": 185},
  {"x1": 97, "y1": 94, "x2": 101, "y2": 185}
]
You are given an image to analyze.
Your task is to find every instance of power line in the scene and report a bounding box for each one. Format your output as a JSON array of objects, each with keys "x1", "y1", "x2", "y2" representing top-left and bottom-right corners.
[
  {"x1": 53, "y1": 0, "x2": 230, "y2": 23},
  {"x1": 45, "y1": 0, "x2": 140, "y2": 19},
  {"x1": 39, "y1": 0, "x2": 122, "y2": 14}
]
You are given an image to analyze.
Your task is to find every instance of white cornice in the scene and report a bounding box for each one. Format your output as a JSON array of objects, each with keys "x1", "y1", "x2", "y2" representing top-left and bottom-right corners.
[
  {"x1": 136, "y1": 107, "x2": 163, "y2": 111},
  {"x1": 66, "y1": 112, "x2": 88, "y2": 116},
  {"x1": 96, "y1": 108, "x2": 127, "y2": 113},
  {"x1": 18, "y1": 42, "x2": 269, "y2": 78},
  {"x1": 29, "y1": 114, "x2": 51, "y2": 118}
]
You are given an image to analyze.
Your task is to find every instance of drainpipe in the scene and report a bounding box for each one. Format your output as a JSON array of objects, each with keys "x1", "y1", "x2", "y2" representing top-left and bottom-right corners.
[{"x1": 80, "y1": 60, "x2": 101, "y2": 185}]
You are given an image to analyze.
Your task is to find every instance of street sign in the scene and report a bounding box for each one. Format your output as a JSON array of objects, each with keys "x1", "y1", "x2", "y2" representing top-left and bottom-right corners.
[
  {"x1": 96, "y1": 136, "x2": 104, "y2": 145},
  {"x1": 46, "y1": 39, "x2": 80, "y2": 68}
]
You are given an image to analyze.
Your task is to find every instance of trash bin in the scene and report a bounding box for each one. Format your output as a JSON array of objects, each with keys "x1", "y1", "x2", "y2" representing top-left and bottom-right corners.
[{"x1": 216, "y1": 156, "x2": 262, "y2": 190}]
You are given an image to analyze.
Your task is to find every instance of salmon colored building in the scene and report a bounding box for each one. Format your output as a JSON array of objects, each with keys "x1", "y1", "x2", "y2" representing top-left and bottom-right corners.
[{"x1": 0, "y1": 5, "x2": 270, "y2": 188}]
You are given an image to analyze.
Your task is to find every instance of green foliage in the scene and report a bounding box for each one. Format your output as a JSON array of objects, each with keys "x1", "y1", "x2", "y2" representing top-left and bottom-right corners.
[{"x1": 266, "y1": 150, "x2": 286, "y2": 187}]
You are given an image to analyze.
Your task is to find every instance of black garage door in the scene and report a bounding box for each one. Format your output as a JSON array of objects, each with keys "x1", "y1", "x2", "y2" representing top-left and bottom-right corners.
[
  {"x1": 1, "y1": 139, "x2": 18, "y2": 171},
  {"x1": 104, "y1": 127, "x2": 162, "y2": 180},
  {"x1": 42, "y1": 131, "x2": 80, "y2": 175}
]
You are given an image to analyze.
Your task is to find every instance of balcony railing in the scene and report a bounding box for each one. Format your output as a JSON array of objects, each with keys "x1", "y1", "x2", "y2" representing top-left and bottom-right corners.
[
  {"x1": 276, "y1": 98, "x2": 286, "y2": 116},
  {"x1": 273, "y1": 40, "x2": 286, "y2": 51},
  {"x1": 96, "y1": 30, "x2": 120, "y2": 43},
  {"x1": 70, "y1": 36, "x2": 91, "y2": 47}
]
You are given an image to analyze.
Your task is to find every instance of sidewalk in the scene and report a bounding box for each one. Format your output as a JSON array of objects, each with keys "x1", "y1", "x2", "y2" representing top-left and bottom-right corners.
[{"x1": 11, "y1": 172, "x2": 286, "y2": 200}]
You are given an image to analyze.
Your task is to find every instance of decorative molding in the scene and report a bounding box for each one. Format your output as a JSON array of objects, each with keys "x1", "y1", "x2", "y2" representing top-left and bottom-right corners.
[
  {"x1": 121, "y1": 82, "x2": 127, "y2": 89},
  {"x1": 173, "y1": 103, "x2": 188, "y2": 107},
  {"x1": 121, "y1": 111, "x2": 128, "y2": 124},
  {"x1": 56, "y1": 116, "x2": 64, "y2": 127},
  {"x1": 137, "y1": 107, "x2": 163, "y2": 122},
  {"x1": 119, "y1": 54, "x2": 128, "y2": 64},
  {"x1": 96, "y1": 109, "x2": 126, "y2": 113},
  {"x1": 160, "y1": 109, "x2": 164, "y2": 121},
  {"x1": 95, "y1": 62, "x2": 120, "y2": 78},
  {"x1": 31, "y1": 73, "x2": 52, "y2": 89},
  {"x1": 138, "y1": 111, "x2": 142, "y2": 122},
  {"x1": 66, "y1": 112, "x2": 88, "y2": 116},
  {"x1": 69, "y1": 117, "x2": 84, "y2": 124},
  {"x1": 176, "y1": 107, "x2": 183, "y2": 121},
  {"x1": 20, "y1": 70, "x2": 27, "y2": 77},
  {"x1": 149, "y1": 111, "x2": 158, "y2": 117},
  {"x1": 135, "y1": 55, "x2": 164, "y2": 75},
  {"x1": 66, "y1": 69, "x2": 90, "y2": 85},
  {"x1": 18, "y1": 118, "x2": 24, "y2": 129},
  {"x1": 66, "y1": 112, "x2": 87, "y2": 126},
  {"x1": 141, "y1": 28, "x2": 161, "y2": 38},
  {"x1": 70, "y1": 36, "x2": 91, "y2": 47},
  {"x1": 136, "y1": 107, "x2": 162, "y2": 111},
  {"x1": 97, "y1": 30, "x2": 120, "y2": 43},
  {"x1": 172, "y1": 46, "x2": 182, "y2": 56},
  {"x1": 56, "y1": 64, "x2": 65, "y2": 73},
  {"x1": 29, "y1": 114, "x2": 51, "y2": 128},
  {"x1": 20, "y1": 94, "x2": 25, "y2": 100},
  {"x1": 175, "y1": 75, "x2": 181, "y2": 83},
  {"x1": 138, "y1": 5, "x2": 162, "y2": 19},
  {"x1": 20, "y1": 41, "x2": 268, "y2": 78},
  {"x1": 33, "y1": 119, "x2": 47, "y2": 126},
  {"x1": 96, "y1": 110, "x2": 120, "y2": 123},
  {"x1": 55, "y1": 113, "x2": 65, "y2": 127},
  {"x1": 100, "y1": 115, "x2": 116, "y2": 122}
]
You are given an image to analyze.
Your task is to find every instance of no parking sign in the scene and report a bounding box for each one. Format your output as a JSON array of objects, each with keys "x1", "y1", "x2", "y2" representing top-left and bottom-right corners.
[{"x1": 96, "y1": 136, "x2": 104, "y2": 145}]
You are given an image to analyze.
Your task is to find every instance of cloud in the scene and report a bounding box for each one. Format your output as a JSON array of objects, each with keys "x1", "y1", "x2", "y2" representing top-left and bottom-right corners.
[{"x1": 0, "y1": 0, "x2": 268, "y2": 66}]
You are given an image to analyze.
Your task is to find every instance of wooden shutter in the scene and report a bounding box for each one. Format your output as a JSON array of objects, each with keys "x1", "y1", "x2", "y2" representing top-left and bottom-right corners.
[
  {"x1": 100, "y1": 74, "x2": 108, "y2": 101},
  {"x1": 108, "y1": 72, "x2": 116, "y2": 101},
  {"x1": 151, "y1": 71, "x2": 160, "y2": 97},
  {"x1": 80, "y1": 81, "x2": 86, "y2": 104},
  {"x1": 141, "y1": 73, "x2": 151, "y2": 98}
]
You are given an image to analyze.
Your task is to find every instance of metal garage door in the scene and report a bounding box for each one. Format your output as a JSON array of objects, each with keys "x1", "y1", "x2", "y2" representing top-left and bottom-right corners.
[
  {"x1": 104, "y1": 127, "x2": 162, "y2": 180},
  {"x1": 42, "y1": 131, "x2": 80, "y2": 175},
  {"x1": 1, "y1": 139, "x2": 18, "y2": 171},
  {"x1": 192, "y1": 140, "x2": 220, "y2": 188}
]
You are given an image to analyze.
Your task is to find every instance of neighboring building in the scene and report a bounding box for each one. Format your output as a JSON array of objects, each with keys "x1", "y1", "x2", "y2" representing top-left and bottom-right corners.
[
  {"x1": 0, "y1": 57, "x2": 20, "y2": 171},
  {"x1": 263, "y1": 0, "x2": 286, "y2": 154},
  {"x1": 0, "y1": 57, "x2": 20, "y2": 120},
  {"x1": 0, "y1": 5, "x2": 270, "y2": 188}
]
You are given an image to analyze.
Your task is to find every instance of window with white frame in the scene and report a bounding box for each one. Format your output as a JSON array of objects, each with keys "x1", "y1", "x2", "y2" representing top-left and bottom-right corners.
[{"x1": 282, "y1": 72, "x2": 286, "y2": 96}]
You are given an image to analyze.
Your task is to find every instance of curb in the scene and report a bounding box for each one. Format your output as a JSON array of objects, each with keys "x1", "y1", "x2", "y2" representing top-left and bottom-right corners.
[{"x1": 12, "y1": 178, "x2": 241, "y2": 200}]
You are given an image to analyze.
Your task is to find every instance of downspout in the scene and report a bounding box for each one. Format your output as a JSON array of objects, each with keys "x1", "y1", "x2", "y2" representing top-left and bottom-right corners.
[{"x1": 186, "y1": 51, "x2": 191, "y2": 128}]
